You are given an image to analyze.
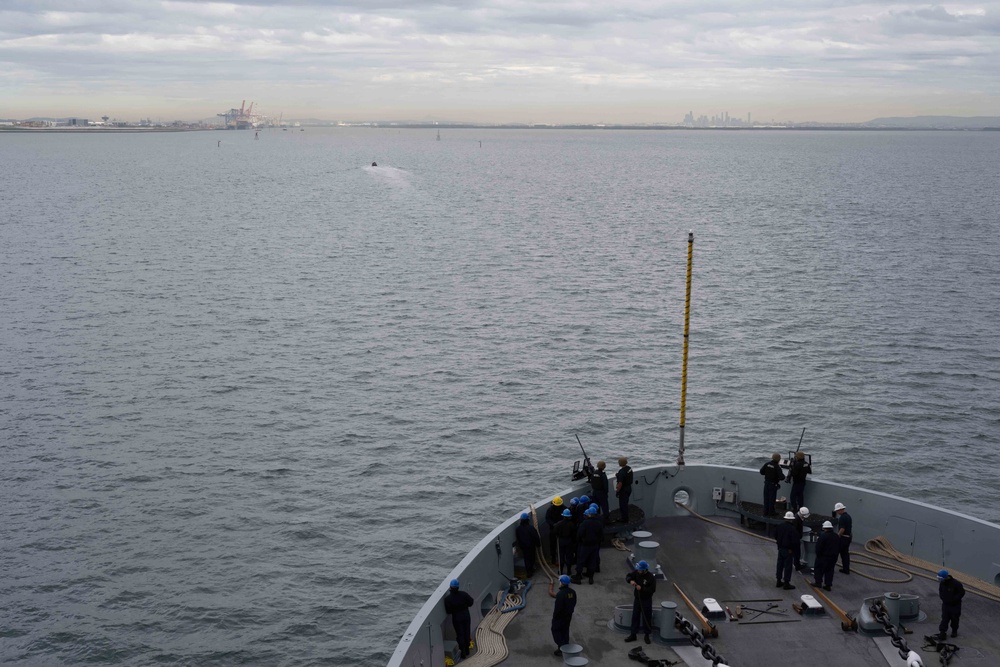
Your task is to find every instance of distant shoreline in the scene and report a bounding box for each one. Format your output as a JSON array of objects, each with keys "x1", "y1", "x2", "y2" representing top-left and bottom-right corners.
[
  {"x1": 349, "y1": 124, "x2": 1000, "y2": 132},
  {"x1": 4, "y1": 124, "x2": 999, "y2": 133},
  {"x1": 0, "y1": 127, "x2": 214, "y2": 133}
]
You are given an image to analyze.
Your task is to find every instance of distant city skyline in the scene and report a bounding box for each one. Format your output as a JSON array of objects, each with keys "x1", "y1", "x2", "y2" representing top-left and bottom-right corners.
[{"x1": 2, "y1": 1, "x2": 999, "y2": 124}]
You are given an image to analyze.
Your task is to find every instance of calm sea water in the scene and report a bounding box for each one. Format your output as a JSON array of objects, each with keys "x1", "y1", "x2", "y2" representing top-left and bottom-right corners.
[{"x1": 2, "y1": 128, "x2": 999, "y2": 665}]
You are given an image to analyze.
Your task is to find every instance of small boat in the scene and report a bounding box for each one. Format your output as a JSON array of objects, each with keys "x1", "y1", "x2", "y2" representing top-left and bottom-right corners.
[{"x1": 389, "y1": 233, "x2": 1000, "y2": 667}]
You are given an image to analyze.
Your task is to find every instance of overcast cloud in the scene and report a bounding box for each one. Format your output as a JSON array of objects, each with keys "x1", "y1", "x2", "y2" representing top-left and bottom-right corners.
[{"x1": 2, "y1": 0, "x2": 998, "y2": 122}]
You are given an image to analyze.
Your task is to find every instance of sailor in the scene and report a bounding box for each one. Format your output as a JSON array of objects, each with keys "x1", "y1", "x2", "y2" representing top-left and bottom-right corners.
[
  {"x1": 589, "y1": 460, "x2": 611, "y2": 517},
  {"x1": 615, "y1": 457, "x2": 633, "y2": 523},
  {"x1": 515, "y1": 512, "x2": 541, "y2": 578},
  {"x1": 759, "y1": 453, "x2": 784, "y2": 516},
  {"x1": 624, "y1": 560, "x2": 656, "y2": 644},
  {"x1": 833, "y1": 502, "x2": 852, "y2": 574},
  {"x1": 793, "y1": 507, "x2": 810, "y2": 572},
  {"x1": 568, "y1": 497, "x2": 580, "y2": 525},
  {"x1": 937, "y1": 570, "x2": 965, "y2": 639},
  {"x1": 554, "y1": 509, "x2": 577, "y2": 575},
  {"x1": 572, "y1": 507, "x2": 602, "y2": 585},
  {"x1": 588, "y1": 503, "x2": 603, "y2": 572},
  {"x1": 544, "y1": 497, "x2": 565, "y2": 564},
  {"x1": 551, "y1": 574, "x2": 577, "y2": 656},
  {"x1": 774, "y1": 511, "x2": 798, "y2": 590},
  {"x1": 787, "y1": 451, "x2": 812, "y2": 512},
  {"x1": 812, "y1": 521, "x2": 838, "y2": 590},
  {"x1": 574, "y1": 495, "x2": 591, "y2": 524},
  {"x1": 443, "y1": 579, "x2": 474, "y2": 659}
]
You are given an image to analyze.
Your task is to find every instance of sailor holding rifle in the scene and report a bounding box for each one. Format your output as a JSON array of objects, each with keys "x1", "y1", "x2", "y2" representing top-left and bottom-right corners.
[{"x1": 624, "y1": 560, "x2": 656, "y2": 644}]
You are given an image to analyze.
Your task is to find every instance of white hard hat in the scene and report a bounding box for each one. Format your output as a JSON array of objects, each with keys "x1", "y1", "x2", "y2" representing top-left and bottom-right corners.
[
  {"x1": 834, "y1": 502, "x2": 846, "y2": 511},
  {"x1": 798, "y1": 507, "x2": 810, "y2": 518},
  {"x1": 783, "y1": 511, "x2": 795, "y2": 520},
  {"x1": 822, "y1": 520, "x2": 834, "y2": 529}
]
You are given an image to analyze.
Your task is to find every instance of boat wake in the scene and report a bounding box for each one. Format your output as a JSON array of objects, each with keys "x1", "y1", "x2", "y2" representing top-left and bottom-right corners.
[{"x1": 364, "y1": 164, "x2": 410, "y2": 186}]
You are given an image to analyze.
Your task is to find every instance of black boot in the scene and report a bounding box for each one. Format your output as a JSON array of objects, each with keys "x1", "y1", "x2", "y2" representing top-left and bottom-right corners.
[
  {"x1": 644, "y1": 634, "x2": 651, "y2": 644},
  {"x1": 624, "y1": 634, "x2": 637, "y2": 642},
  {"x1": 776, "y1": 579, "x2": 784, "y2": 588}
]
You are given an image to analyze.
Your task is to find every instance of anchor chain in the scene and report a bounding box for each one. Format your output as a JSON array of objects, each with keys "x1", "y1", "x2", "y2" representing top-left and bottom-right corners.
[
  {"x1": 870, "y1": 600, "x2": 923, "y2": 666},
  {"x1": 673, "y1": 612, "x2": 729, "y2": 666}
]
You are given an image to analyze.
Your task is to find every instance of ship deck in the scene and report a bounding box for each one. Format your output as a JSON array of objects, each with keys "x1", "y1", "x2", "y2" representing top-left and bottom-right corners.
[{"x1": 492, "y1": 514, "x2": 1000, "y2": 667}]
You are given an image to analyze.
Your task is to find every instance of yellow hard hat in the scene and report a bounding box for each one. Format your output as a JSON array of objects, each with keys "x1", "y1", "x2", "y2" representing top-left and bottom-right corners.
[{"x1": 553, "y1": 496, "x2": 563, "y2": 506}]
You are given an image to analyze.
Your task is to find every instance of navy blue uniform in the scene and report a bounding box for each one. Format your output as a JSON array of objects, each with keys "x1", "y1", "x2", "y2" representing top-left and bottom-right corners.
[
  {"x1": 444, "y1": 588, "x2": 475, "y2": 658},
  {"x1": 575, "y1": 516, "x2": 603, "y2": 583},
  {"x1": 626, "y1": 569, "x2": 656, "y2": 637},
  {"x1": 551, "y1": 584, "x2": 577, "y2": 649},
  {"x1": 788, "y1": 457, "x2": 812, "y2": 511},
  {"x1": 544, "y1": 504, "x2": 564, "y2": 562},
  {"x1": 759, "y1": 459, "x2": 783, "y2": 516},
  {"x1": 516, "y1": 519, "x2": 541, "y2": 577},
  {"x1": 938, "y1": 576, "x2": 965, "y2": 637},
  {"x1": 616, "y1": 465, "x2": 633, "y2": 522},
  {"x1": 774, "y1": 521, "x2": 798, "y2": 585},
  {"x1": 836, "y1": 511, "x2": 853, "y2": 573},
  {"x1": 554, "y1": 517, "x2": 577, "y2": 575},
  {"x1": 792, "y1": 515, "x2": 807, "y2": 571},
  {"x1": 589, "y1": 469, "x2": 610, "y2": 517},
  {"x1": 813, "y1": 529, "x2": 839, "y2": 588}
]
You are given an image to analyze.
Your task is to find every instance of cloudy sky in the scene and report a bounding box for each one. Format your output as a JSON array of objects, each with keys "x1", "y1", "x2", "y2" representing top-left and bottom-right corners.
[{"x1": 2, "y1": 1, "x2": 998, "y2": 123}]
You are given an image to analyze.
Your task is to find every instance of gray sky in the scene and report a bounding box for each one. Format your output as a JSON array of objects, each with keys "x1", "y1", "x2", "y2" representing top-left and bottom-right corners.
[{"x1": 2, "y1": 0, "x2": 999, "y2": 123}]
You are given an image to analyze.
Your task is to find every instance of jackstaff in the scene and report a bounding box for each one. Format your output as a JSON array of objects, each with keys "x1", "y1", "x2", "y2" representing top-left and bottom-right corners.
[{"x1": 678, "y1": 231, "x2": 694, "y2": 468}]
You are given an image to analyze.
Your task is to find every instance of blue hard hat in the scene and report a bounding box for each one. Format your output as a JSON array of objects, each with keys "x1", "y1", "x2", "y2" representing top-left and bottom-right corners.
[
  {"x1": 520, "y1": 512, "x2": 529, "y2": 520},
  {"x1": 585, "y1": 507, "x2": 596, "y2": 516},
  {"x1": 559, "y1": 575, "x2": 571, "y2": 585},
  {"x1": 589, "y1": 503, "x2": 599, "y2": 511},
  {"x1": 938, "y1": 570, "x2": 949, "y2": 579},
  {"x1": 450, "y1": 579, "x2": 460, "y2": 588},
  {"x1": 570, "y1": 497, "x2": 579, "y2": 505},
  {"x1": 580, "y1": 495, "x2": 590, "y2": 504},
  {"x1": 637, "y1": 560, "x2": 649, "y2": 571},
  {"x1": 562, "y1": 509, "x2": 572, "y2": 517}
]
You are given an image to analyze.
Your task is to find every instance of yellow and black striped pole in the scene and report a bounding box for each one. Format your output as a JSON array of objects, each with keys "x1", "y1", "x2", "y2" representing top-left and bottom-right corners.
[{"x1": 678, "y1": 232, "x2": 693, "y2": 468}]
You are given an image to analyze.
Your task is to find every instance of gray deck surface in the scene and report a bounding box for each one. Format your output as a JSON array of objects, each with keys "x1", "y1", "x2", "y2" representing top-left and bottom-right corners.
[{"x1": 493, "y1": 514, "x2": 1000, "y2": 667}]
